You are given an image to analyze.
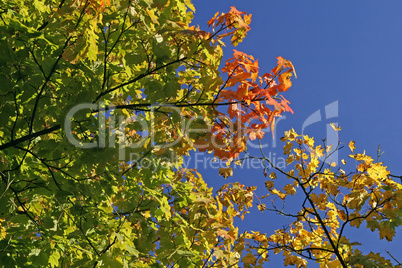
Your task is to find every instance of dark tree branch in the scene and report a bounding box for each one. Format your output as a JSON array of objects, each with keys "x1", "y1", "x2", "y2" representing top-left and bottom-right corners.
[{"x1": 0, "y1": 124, "x2": 61, "y2": 151}]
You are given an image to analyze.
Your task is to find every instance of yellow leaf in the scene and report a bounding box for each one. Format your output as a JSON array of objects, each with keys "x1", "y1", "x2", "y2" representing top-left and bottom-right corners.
[
  {"x1": 286, "y1": 154, "x2": 294, "y2": 165},
  {"x1": 283, "y1": 184, "x2": 296, "y2": 195},
  {"x1": 330, "y1": 123, "x2": 341, "y2": 131},
  {"x1": 367, "y1": 163, "x2": 390, "y2": 180},
  {"x1": 270, "y1": 188, "x2": 286, "y2": 200},
  {"x1": 142, "y1": 211, "x2": 151, "y2": 218},
  {"x1": 311, "y1": 145, "x2": 324, "y2": 158},
  {"x1": 146, "y1": 9, "x2": 159, "y2": 25},
  {"x1": 348, "y1": 141, "x2": 356, "y2": 152},
  {"x1": 326, "y1": 144, "x2": 334, "y2": 152},
  {"x1": 328, "y1": 260, "x2": 342, "y2": 268},
  {"x1": 257, "y1": 204, "x2": 266, "y2": 211},
  {"x1": 283, "y1": 141, "x2": 293, "y2": 155},
  {"x1": 184, "y1": 0, "x2": 195, "y2": 12},
  {"x1": 303, "y1": 135, "x2": 314, "y2": 148},
  {"x1": 281, "y1": 128, "x2": 299, "y2": 142}
]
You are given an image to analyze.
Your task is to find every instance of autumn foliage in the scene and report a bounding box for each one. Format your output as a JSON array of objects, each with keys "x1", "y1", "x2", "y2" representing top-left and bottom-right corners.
[
  {"x1": 0, "y1": 0, "x2": 401, "y2": 267},
  {"x1": 239, "y1": 129, "x2": 402, "y2": 267}
]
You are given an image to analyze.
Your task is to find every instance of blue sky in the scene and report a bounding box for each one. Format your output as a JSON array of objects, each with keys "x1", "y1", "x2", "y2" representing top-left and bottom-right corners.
[{"x1": 189, "y1": 1, "x2": 402, "y2": 266}]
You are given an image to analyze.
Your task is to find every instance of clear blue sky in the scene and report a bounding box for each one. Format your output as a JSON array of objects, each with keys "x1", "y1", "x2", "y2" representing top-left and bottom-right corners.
[{"x1": 189, "y1": 1, "x2": 402, "y2": 266}]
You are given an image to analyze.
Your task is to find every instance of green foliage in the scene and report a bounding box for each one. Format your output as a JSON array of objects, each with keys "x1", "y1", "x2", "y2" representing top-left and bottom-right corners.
[{"x1": 0, "y1": 0, "x2": 261, "y2": 266}]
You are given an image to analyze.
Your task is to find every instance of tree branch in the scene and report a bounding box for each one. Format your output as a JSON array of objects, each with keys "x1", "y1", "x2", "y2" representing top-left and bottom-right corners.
[{"x1": 0, "y1": 124, "x2": 61, "y2": 151}]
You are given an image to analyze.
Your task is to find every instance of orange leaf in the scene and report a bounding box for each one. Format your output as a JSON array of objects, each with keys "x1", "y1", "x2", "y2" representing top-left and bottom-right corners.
[
  {"x1": 208, "y1": 12, "x2": 219, "y2": 27},
  {"x1": 229, "y1": 6, "x2": 246, "y2": 15},
  {"x1": 278, "y1": 72, "x2": 293, "y2": 92}
]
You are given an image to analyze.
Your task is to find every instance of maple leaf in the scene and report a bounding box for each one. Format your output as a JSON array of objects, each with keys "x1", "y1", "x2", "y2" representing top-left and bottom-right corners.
[
  {"x1": 217, "y1": 229, "x2": 235, "y2": 240},
  {"x1": 367, "y1": 163, "x2": 390, "y2": 180},
  {"x1": 281, "y1": 128, "x2": 299, "y2": 142},
  {"x1": 248, "y1": 129, "x2": 265, "y2": 140},
  {"x1": 257, "y1": 204, "x2": 267, "y2": 211},
  {"x1": 379, "y1": 221, "x2": 395, "y2": 241},
  {"x1": 348, "y1": 141, "x2": 356, "y2": 152},
  {"x1": 277, "y1": 56, "x2": 297, "y2": 78},
  {"x1": 330, "y1": 122, "x2": 341, "y2": 131},
  {"x1": 229, "y1": 6, "x2": 246, "y2": 15},
  {"x1": 270, "y1": 188, "x2": 286, "y2": 200},
  {"x1": 280, "y1": 96, "x2": 294, "y2": 113},
  {"x1": 207, "y1": 11, "x2": 219, "y2": 26},
  {"x1": 233, "y1": 49, "x2": 250, "y2": 59},
  {"x1": 283, "y1": 184, "x2": 296, "y2": 195},
  {"x1": 242, "y1": 253, "x2": 257, "y2": 265},
  {"x1": 219, "y1": 167, "x2": 233, "y2": 179},
  {"x1": 264, "y1": 180, "x2": 274, "y2": 190},
  {"x1": 278, "y1": 72, "x2": 293, "y2": 92}
]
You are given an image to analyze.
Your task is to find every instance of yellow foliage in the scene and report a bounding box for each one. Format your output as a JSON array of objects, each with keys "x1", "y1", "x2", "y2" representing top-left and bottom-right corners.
[
  {"x1": 348, "y1": 141, "x2": 356, "y2": 152},
  {"x1": 281, "y1": 128, "x2": 299, "y2": 142}
]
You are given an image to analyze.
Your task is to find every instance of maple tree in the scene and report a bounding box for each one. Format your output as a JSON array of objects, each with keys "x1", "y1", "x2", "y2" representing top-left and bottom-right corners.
[
  {"x1": 1, "y1": 0, "x2": 400, "y2": 267},
  {"x1": 0, "y1": 0, "x2": 295, "y2": 267}
]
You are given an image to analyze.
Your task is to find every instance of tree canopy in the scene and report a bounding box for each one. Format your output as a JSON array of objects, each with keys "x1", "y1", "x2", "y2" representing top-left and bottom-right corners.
[{"x1": 0, "y1": 0, "x2": 401, "y2": 267}]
